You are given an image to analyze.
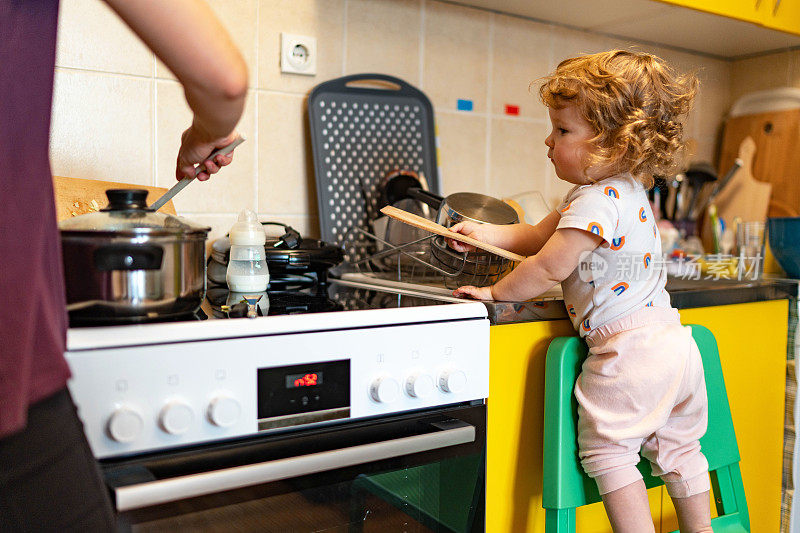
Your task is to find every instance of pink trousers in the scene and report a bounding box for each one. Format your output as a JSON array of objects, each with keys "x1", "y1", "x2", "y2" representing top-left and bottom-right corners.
[{"x1": 575, "y1": 306, "x2": 710, "y2": 498}]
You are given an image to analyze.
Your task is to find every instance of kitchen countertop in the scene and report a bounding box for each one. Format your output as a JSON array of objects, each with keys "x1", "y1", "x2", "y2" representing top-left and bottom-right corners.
[
  {"x1": 485, "y1": 276, "x2": 799, "y2": 324},
  {"x1": 334, "y1": 271, "x2": 798, "y2": 325}
]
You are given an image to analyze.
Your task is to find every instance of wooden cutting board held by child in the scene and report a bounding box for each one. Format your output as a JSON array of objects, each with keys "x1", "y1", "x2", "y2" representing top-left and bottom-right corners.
[{"x1": 380, "y1": 205, "x2": 527, "y2": 262}]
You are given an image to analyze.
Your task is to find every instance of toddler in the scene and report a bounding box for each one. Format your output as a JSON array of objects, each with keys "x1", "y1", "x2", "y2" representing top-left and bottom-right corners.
[{"x1": 448, "y1": 50, "x2": 710, "y2": 533}]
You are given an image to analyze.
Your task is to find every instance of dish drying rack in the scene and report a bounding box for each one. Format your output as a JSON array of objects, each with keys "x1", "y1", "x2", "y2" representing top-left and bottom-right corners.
[{"x1": 308, "y1": 74, "x2": 512, "y2": 288}]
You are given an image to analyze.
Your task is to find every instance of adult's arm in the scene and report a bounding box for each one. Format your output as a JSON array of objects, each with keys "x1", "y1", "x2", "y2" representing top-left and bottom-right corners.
[{"x1": 104, "y1": 0, "x2": 248, "y2": 179}]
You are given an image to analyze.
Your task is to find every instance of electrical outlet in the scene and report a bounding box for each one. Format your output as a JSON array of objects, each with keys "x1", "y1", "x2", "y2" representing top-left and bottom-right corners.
[{"x1": 281, "y1": 33, "x2": 317, "y2": 76}]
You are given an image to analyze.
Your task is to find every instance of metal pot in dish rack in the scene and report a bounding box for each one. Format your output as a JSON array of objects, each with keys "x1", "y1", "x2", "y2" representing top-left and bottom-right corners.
[
  {"x1": 59, "y1": 189, "x2": 210, "y2": 324},
  {"x1": 407, "y1": 189, "x2": 520, "y2": 289}
]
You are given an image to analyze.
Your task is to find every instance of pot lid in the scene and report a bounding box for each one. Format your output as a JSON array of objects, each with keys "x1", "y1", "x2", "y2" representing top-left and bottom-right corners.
[{"x1": 59, "y1": 189, "x2": 210, "y2": 235}]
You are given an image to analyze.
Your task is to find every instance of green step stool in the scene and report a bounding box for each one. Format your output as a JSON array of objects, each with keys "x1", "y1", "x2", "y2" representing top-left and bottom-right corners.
[{"x1": 543, "y1": 325, "x2": 749, "y2": 532}]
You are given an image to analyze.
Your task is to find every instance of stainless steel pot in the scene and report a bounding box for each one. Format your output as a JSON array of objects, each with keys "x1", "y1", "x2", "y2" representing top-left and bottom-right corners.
[
  {"x1": 408, "y1": 189, "x2": 519, "y2": 227},
  {"x1": 404, "y1": 189, "x2": 519, "y2": 288},
  {"x1": 59, "y1": 189, "x2": 210, "y2": 323}
]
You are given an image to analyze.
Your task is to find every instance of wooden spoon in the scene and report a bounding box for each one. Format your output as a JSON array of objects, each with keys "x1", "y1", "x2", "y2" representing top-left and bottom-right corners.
[{"x1": 380, "y1": 205, "x2": 526, "y2": 262}]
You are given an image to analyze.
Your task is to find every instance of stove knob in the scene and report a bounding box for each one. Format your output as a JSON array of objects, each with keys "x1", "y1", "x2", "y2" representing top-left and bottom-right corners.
[
  {"x1": 159, "y1": 400, "x2": 194, "y2": 435},
  {"x1": 207, "y1": 395, "x2": 241, "y2": 428},
  {"x1": 438, "y1": 369, "x2": 467, "y2": 394},
  {"x1": 405, "y1": 373, "x2": 434, "y2": 399},
  {"x1": 107, "y1": 406, "x2": 144, "y2": 443},
  {"x1": 369, "y1": 376, "x2": 400, "y2": 403}
]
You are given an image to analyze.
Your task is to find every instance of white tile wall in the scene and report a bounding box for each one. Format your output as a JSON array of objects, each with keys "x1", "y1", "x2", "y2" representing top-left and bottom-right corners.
[{"x1": 51, "y1": 0, "x2": 736, "y2": 241}]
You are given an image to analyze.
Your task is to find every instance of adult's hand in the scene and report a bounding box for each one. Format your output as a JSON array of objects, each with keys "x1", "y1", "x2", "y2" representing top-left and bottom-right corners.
[{"x1": 177, "y1": 127, "x2": 240, "y2": 181}]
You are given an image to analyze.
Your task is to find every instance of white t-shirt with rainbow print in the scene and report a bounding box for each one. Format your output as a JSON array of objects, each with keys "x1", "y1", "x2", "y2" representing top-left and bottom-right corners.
[{"x1": 555, "y1": 173, "x2": 671, "y2": 337}]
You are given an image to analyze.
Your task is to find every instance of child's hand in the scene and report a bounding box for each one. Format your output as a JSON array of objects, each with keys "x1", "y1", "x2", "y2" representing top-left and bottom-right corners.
[
  {"x1": 446, "y1": 221, "x2": 490, "y2": 253},
  {"x1": 452, "y1": 285, "x2": 494, "y2": 301}
]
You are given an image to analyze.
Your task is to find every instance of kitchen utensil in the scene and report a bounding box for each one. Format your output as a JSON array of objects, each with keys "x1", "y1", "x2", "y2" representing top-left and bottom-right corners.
[
  {"x1": 308, "y1": 74, "x2": 439, "y2": 263},
  {"x1": 59, "y1": 188, "x2": 210, "y2": 323},
  {"x1": 708, "y1": 204, "x2": 721, "y2": 254},
  {"x1": 665, "y1": 175, "x2": 680, "y2": 220},
  {"x1": 675, "y1": 173, "x2": 689, "y2": 220},
  {"x1": 683, "y1": 162, "x2": 718, "y2": 220},
  {"x1": 380, "y1": 205, "x2": 526, "y2": 262},
  {"x1": 701, "y1": 137, "x2": 771, "y2": 252},
  {"x1": 382, "y1": 190, "x2": 519, "y2": 286},
  {"x1": 53, "y1": 175, "x2": 176, "y2": 220},
  {"x1": 768, "y1": 216, "x2": 800, "y2": 278},
  {"x1": 150, "y1": 135, "x2": 245, "y2": 211},
  {"x1": 736, "y1": 220, "x2": 766, "y2": 280},
  {"x1": 689, "y1": 159, "x2": 741, "y2": 220},
  {"x1": 406, "y1": 189, "x2": 519, "y2": 228},
  {"x1": 428, "y1": 236, "x2": 515, "y2": 289},
  {"x1": 381, "y1": 169, "x2": 425, "y2": 208},
  {"x1": 374, "y1": 169, "x2": 434, "y2": 271}
]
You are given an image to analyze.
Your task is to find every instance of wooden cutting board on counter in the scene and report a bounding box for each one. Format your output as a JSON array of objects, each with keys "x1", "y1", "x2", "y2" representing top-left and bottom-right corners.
[{"x1": 52, "y1": 175, "x2": 176, "y2": 221}]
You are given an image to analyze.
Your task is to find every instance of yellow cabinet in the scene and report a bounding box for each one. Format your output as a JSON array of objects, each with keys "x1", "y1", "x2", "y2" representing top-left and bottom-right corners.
[
  {"x1": 654, "y1": 0, "x2": 766, "y2": 25},
  {"x1": 767, "y1": 0, "x2": 800, "y2": 35},
  {"x1": 486, "y1": 299, "x2": 788, "y2": 532},
  {"x1": 656, "y1": 0, "x2": 800, "y2": 37}
]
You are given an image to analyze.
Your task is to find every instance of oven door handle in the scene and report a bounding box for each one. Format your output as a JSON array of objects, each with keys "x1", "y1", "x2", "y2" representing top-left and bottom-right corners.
[{"x1": 114, "y1": 419, "x2": 475, "y2": 512}]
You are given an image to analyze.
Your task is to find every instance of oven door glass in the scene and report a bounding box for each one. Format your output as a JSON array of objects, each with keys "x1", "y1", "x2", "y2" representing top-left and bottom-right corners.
[{"x1": 106, "y1": 404, "x2": 485, "y2": 532}]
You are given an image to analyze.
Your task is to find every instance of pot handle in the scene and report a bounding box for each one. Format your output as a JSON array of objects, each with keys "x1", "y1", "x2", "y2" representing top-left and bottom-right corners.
[
  {"x1": 93, "y1": 243, "x2": 164, "y2": 271},
  {"x1": 407, "y1": 187, "x2": 444, "y2": 210}
]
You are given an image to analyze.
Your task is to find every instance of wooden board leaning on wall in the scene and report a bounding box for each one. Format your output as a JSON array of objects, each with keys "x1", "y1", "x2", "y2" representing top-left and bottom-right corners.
[
  {"x1": 52, "y1": 176, "x2": 176, "y2": 222},
  {"x1": 717, "y1": 108, "x2": 800, "y2": 218}
]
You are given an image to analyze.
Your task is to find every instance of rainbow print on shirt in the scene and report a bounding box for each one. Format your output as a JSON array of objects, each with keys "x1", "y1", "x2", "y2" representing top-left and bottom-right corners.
[
  {"x1": 582, "y1": 319, "x2": 591, "y2": 332},
  {"x1": 587, "y1": 222, "x2": 603, "y2": 237},
  {"x1": 643, "y1": 253, "x2": 652, "y2": 268},
  {"x1": 604, "y1": 186, "x2": 619, "y2": 199},
  {"x1": 610, "y1": 236, "x2": 625, "y2": 250},
  {"x1": 638, "y1": 207, "x2": 647, "y2": 222},
  {"x1": 611, "y1": 282, "x2": 629, "y2": 296},
  {"x1": 567, "y1": 304, "x2": 577, "y2": 317},
  {"x1": 560, "y1": 201, "x2": 573, "y2": 213}
]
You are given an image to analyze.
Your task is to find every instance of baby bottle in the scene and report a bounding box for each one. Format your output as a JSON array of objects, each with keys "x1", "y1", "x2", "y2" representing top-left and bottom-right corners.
[{"x1": 226, "y1": 209, "x2": 269, "y2": 292}]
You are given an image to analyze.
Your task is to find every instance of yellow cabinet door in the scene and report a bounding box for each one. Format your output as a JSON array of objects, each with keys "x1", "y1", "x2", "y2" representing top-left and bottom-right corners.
[
  {"x1": 662, "y1": 301, "x2": 788, "y2": 532},
  {"x1": 765, "y1": 0, "x2": 800, "y2": 36},
  {"x1": 653, "y1": 0, "x2": 766, "y2": 25}
]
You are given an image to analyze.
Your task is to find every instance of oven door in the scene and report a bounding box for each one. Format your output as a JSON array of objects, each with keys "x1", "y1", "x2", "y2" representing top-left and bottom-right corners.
[{"x1": 105, "y1": 404, "x2": 485, "y2": 532}]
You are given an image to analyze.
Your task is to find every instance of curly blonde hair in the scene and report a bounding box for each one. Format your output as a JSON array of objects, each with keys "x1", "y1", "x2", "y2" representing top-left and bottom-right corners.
[{"x1": 538, "y1": 49, "x2": 698, "y2": 188}]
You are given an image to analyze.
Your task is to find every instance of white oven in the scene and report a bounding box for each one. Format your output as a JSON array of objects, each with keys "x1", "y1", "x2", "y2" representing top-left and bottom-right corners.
[{"x1": 65, "y1": 300, "x2": 489, "y2": 532}]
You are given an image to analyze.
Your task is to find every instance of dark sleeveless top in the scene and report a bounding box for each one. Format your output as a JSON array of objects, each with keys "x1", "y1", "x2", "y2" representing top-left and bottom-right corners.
[{"x1": 0, "y1": 0, "x2": 71, "y2": 437}]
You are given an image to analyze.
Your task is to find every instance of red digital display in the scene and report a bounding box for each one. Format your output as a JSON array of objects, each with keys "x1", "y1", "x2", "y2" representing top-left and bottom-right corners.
[{"x1": 285, "y1": 371, "x2": 322, "y2": 388}]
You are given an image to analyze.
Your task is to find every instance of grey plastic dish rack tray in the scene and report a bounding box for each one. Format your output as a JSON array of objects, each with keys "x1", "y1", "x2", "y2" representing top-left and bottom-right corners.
[{"x1": 308, "y1": 74, "x2": 439, "y2": 264}]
